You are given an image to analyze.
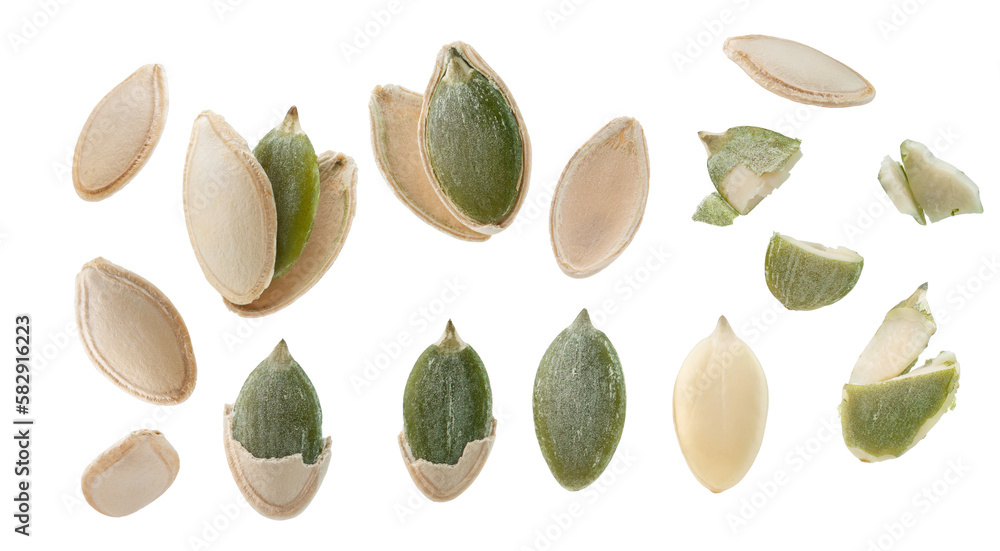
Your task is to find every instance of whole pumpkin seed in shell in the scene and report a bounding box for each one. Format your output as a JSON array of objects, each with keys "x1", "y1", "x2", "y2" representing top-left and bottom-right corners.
[
  {"x1": 254, "y1": 107, "x2": 322, "y2": 279},
  {"x1": 81, "y1": 429, "x2": 179, "y2": 517},
  {"x1": 533, "y1": 310, "x2": 626, "y2": 491},
  {"x1": 550, "y1": 117, "x2": 649, "y2": 278},
  {"x1": 225, "y1": 151, "x2": 358, "y2": 317},
  {"x1": 400, "y1": 321, "x2": 495, "y2": 501},
  {"x1": 419, "y1": 42, "x2": 531, "y2": 234},
  {"x1": 673, "y1": 316, "x2": 768, "y2": 493},
  {"x1": 225, "y1": 340, "x2": 331, "y2": 519},
  {"x1": 370, "y1": 84, "x2": 489, "y2": 241},
  {"x1": 183, "y1": 110, "x2": 277, "y2": 305},
  {"x1": 723, "y1": 35, "x2": 875, "y2": 107},
  {"x1": 73, "y1": 63, "x2": 168, "y2": 201},
  {"x1": 75, "y1": 257, "x2": 196, "y2": 405}
]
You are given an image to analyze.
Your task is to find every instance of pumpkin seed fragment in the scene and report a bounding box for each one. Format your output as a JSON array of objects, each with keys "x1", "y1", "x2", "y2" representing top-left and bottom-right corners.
[
  {"x1": 419, "y1": 42, "x2": 530, "y2": 234},
  {"x1": 225, "y1": 340, "x2": 331, "y2": 519},
  {"x1": 674, "y1": 317, "x2": 768, "y2": 493},
  {"x1": 81, "y1": 430, "x2": 179, "y2": 517},
  {"x1": 878, "y1": 156, "x2": 926, "y2": 225},
  {"x1": 400, "y1": 321, "x2": 495, "y2": 501},
  {"x1": 254, "y1": 107, "x2": 322, "y2": 279},
  {"x1": 699, "y1": 126, "x2": 801, "y2": 215},
  {"x1": 692, "y1": 192, "x2": 740, "y2": 226},
  {"x1": 73, "y1": 64, "x2": 168, "y2": 201},
  {"x1": 370, "y1": 84, "x2": 489, "y2": 241},
  {"x1": 75, "y1": 257, "x2": 196, "y2": 404},
  {"x1": 550, "y1": 117, "x2": 649, "y2": 278},
  {"x1": 849, "y1": 283, "x2": 935, "y2": 385},
  {"x1": 533, "y1": 310, "x2": 626, "y2": 491},
  {"x1": 723, "y1": 35, "x2": 875, "y2": 107},
  {"x1": 899, "y1": 140, "x2": 983, "y2": 222},
  {"x1": 764, "y1": 232, "x2": 864, "y2": 311}
]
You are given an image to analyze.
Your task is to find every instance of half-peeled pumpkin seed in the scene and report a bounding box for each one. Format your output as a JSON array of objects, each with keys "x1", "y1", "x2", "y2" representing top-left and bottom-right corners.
[
  {"x1": 550, "y1": 117, "x2": 649, "y2": 278},
  {"x1": 73, "y1": 63, "x2": 168, "y2": 201},
  {"x1": 370, "y1": 84, "x2": 489, "y2": 241},
  {"x1": 400, "y1": 321, "x2": 495, "y2": 501},
  {"x1": 224, "y1": 340, "x2": 331, "y2": 519},
  {"x1": 419, "y1": 42, "x2": 531, "y2": 234},
  {"x1": 81, "y1": 429, "x2": 179, "y2": 517},
  {"x1": 674, "y1": 316, "x2": 768, "y2": 493},
  {"x1": 723, "y1": 35, "x2": 875, "y2": 107},
  {"x1": 533, "y1": 310, "x2": 626, "y2": 491},
  {"x1": 225, "y1": 151, "x2": 357, "y2": 317},
  {"x1": 75, "y1": 257, "x2": 196, "y2": 404}
]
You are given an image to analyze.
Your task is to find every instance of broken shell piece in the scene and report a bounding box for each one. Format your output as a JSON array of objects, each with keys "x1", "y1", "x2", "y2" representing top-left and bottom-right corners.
[
  {"x1": 550, "y1": 117, "x2": 649, "y2": 278},
  {"x1": 370, "y1": 85, "x2": 489, "y2": 241},
  {"x1": 900, "y1": 140, "x2": 983, "y2": 222},
  {"x1": 723, "y1": 35, "x2": 875, "y2": 107},
  {"x1": 81, "y1": 430, "x2": 179, "y2": 517},
  {"x1": 692, "y1": 192, "x2": 740, "y2": 226},
  {"x1": 878, "y1": 156, "x2": 926, "y2": 225},
  {"x1": 399, "y1": 418, "x2": 497, "y2": 502},
  {"x1": 73, "y1": 64, "x2": 168, "y2": 201},
  {"x1": 699, "y1": 126, "x2": 801, "y2": 215},
  {"x1": 225, "y1": 152, "x2": 357, "y2": 317},
  {"x1": 849, "y1": 283, "x2": 936, "y2": 385}
]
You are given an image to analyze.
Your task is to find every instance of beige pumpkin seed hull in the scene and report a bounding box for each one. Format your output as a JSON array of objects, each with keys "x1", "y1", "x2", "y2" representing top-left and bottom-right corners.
[
  {"x1": 399, "y1": 417, "x2": 496, "y2": 502},
  {"x1": 81, "y1": 430, "x2": 179, "y2": 517}
]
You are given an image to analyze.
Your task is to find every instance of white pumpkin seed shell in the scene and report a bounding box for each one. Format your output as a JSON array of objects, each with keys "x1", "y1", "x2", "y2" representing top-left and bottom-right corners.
[{"x1": 81, "y1": 430, "x2": 179, "y2": 517}]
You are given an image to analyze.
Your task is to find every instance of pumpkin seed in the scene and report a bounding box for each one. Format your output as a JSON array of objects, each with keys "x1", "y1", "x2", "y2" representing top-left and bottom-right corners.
[
  {"x1": 878, "y1": 156, "x2": 925, "y2": 225},
  {"x1": 692, "y1": 192, "x2": 740, "y2": 227},
  {"x1": 723, "y1": 35, "x2": 875, "y2": 107},
  {"x1": 225, "y1": 151, "x2": 357, "y2": 317},
  {"x1": 183, "y1": 110, "x2": 277, "y2": 305},
  {"x1": 73, "y1": 64, "x2": 168, "y2": 201},
  {"x1": 764, "y1": 232, "x2": 864, "y2": 311},
  {"x1": 899, "y1": 139, "x2": 983, "y2": 222},
  {"x1": 225, "y1": 340, "x2": 331, "y2": 519},
  {"x1": 673, "y1": 316, "x2": 768, "y2": 493},
  {"x1": 81, "y1": 429, "x2": 179, "y2": 517},
  {"x1": 849, "y1": 283, "x2": 936, "y2": 385},
  {"x1": 370, "y1": 84, "x2": 489, "y2": 241},
  {"x1": 533, "y1": 310, "x2": 626, "y2": 491},
  {"x1": 400, "y1": 321, "x2": 495, "y2": 501},
  {"x1": 75, "y1": 257, "x2": 196, "y2": 404},
  {"x1": 253, "y1": 107, "x2": 322, "y2": 278},
  {"x1": 419, "y1": 42, "x2": 530, "y2": 234},
  {"x1": 550, "y1": 117, "x2": 649, "y2": 278}
]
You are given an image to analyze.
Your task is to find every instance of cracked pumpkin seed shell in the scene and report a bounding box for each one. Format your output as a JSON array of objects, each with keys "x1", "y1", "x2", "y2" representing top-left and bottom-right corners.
[
  {"x1": 400, "y1": 321, "x2": 495, "y2": 501},
  {"x1": 419, "y1": 42, "x2": 530, "y2": 234},
  {"x1": 225, "y1": 151, "x2": 357, "y2": 317},
  {"x1": 81, "y1": 429, "x2": 179, "y2": 517},
  {"x1": 533, "y1": 310, "x2": 626, "y2": 491},
  {"x1": 254, "y1": 107, "x2": 322, "y2": 279},
  {"x1": 699, "y1": 126, "x2": 801, "y2": 216},
  {"x1": 224, "y1": 340, "x2": 331, "y2": 519}
]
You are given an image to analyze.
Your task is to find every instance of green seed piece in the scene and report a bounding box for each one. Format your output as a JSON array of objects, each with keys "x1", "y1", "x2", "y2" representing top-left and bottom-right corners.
[
  {"x1": 403, "y1": 321, "x2": 492, "y2": 466},
  {"x1": 764, "y1": 232, "x2": 864, "y2": 311},
  {"x1": 421, "y1": 42, "x2": 529, "y2": 233},
  {"x1": 692, "y1": 192, "x2": 740, "y2": 226},
  {"x1": 233, "y1": 340, "x2": 324, "y2": 464},
  {"x1": 841, "y1": 351, "x2": 959, "y2": 462},
  {"x1": 533, "y1": 309, "x2": 626, "y2": 491},
  {"x1": 253, "y1": 107, "x2": 321, "y2": 279},
  {"x1": 699, "y1": 126, "x2": 801, "y2": 215}
]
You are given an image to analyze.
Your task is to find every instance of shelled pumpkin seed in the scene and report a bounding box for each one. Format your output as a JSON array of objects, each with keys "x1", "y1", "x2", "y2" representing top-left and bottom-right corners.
[{"x1": 878, "y1": 139, "x2": 983, "y2": 224}]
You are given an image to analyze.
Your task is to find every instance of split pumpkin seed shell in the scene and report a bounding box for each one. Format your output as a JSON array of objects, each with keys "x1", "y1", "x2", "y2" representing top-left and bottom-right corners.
[
  {"x1": 550, "y1": 117, "x2": 649, "y2": 278},
  {"x1": 75, "y1": 258, "x2": 196, "y2": 405},
  {"x1": 723, "y1": 35, "x2": 875, "y2": 107},
  {"x1": 183, "y1": 110, "x2": 277, "y2": 305},
  {"x1": 764, "y1": 232, "x2": 864, "y2": 311},
  {"x1": 674, "y1": 317, "x2": 768, "y2": 493},
  {"x1": 400, "y1": 321, "x2": 495, "y2": 501},
  {"x1": 841, "y1": 351, "x2": 959, "y2": 462},
  {"x1": 225, "y1": 151, "x2": 357, "y2": 317},
  {"x1": 253, "y1": 107, "x2": 322, "y2": 279},
  {"x1": 900, "y1": 140, "x2": 983, "y2": 222},
  {"x1": 225, "y1": 340, "x2": 331, "y2": 519},
  {"x1": 370, "y1": 84, "x2": 489, "y2": 241},
  {"x1": 81, "y1": 430, "x2": 179, "y2": 517},
  {"x1": 419, "y1": 42, "x2": 531, "y2": 234},
  {"x1": 849, "y1": 283, "x2": 936, "y2": 385},
  {"x1": 533, "y1": 310, "x2": 626, "y2": 491},
  {"x1": 73, "y1": 64, "x2": 168, "y2": 201},
  {"x1": 698, "y1": 126, "x2": 801, "y2": 216},
  {"x1": 878, "y1": 156, "x2": 926, "y2": 225}
]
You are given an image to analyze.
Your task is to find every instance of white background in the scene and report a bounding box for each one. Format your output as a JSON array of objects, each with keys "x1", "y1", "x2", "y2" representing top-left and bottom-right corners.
[{"x1": 1, "y1": 0, "x2": 996, "y2": 549}]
